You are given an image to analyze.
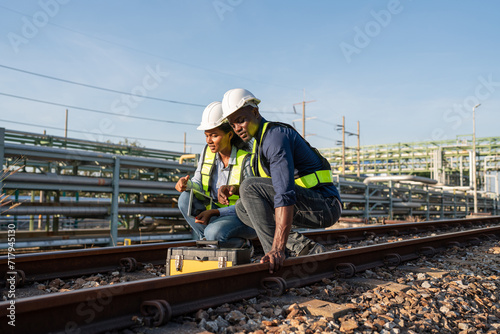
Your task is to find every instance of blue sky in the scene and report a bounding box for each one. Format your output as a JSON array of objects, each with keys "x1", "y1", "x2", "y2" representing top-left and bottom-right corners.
[{"x1": 0, "y1": 0, "x2": 499, "y2": 153}]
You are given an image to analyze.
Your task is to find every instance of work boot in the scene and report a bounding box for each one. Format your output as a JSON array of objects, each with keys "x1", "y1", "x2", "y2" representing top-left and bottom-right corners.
[
  {"x1": 243, "y1": 239, "x2": 255, "y2": 258},
  {"x1": 297, "y1": 241, "x2": 326, "y2": 256}
]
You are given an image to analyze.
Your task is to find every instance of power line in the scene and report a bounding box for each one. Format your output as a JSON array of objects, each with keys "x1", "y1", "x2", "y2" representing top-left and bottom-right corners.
[
  {"x1": 260, "y1": 110, "x2": 295, "y2": 114},
  {"x1": 0, "y1": 64, "x2": 205, "y2": 107},
  {"x1": 0, "y1": 92, "x2": 198, "y2": 126},
  {"x1": 315, "y1": 134, "x2": 337, "y2": 142},
  {"x1": 0, "y1": 119, "x2": 204, "y2": 145},
  {"x1": 0, "y1": 5, "x2": 300, "y2": 92},
  {"x1": 312, "y1": 118, "x2": 337, "y2": 126},
  {"x1": 0, "y1": 63, "x2": 298, "y2": 116}
]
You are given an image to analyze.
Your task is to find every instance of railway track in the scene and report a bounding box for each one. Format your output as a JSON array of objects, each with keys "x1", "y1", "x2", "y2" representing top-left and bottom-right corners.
[
  {"x1": 1, "y1": 216, "x2": 498, "y2": 287},
  {"x1": 0, "y1": 216, "x2": 499, "y2": 333}
]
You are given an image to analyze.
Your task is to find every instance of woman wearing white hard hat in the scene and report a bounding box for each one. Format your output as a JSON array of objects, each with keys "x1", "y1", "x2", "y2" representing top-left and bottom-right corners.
[{"x1": 174, "y1": 102, "x2": 256, "y2": 248}]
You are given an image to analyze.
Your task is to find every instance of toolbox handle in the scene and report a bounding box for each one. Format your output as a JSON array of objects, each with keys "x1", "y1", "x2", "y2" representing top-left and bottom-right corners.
[
  {"x1": 196, "y1": 240, "x2": 220, "y2": 248},
  {"x1": 194, "y1": 256, "x2": 209, "y2": 261}
]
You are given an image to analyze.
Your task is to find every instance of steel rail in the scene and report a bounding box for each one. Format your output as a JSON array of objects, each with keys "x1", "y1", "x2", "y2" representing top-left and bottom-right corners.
[
  {"x1": 1, "y1": 225, "x2": 499, "y2": 334},
  {"x1": 1, "y1": 216, "x2": 499, "y2": 286}
]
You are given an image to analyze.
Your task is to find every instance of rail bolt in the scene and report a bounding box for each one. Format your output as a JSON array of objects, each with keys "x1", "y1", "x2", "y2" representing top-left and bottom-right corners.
[
  {"x1": 261, "y1": 277, "x2": 287, "y2": 297},
  {"x1": 5, "y1": 269, "x2": 25, "y2": 288},
  {"x1": 446, "y1": 241, "x2": 461, "y2": 248},
  {"x1": 334, "y1": 263, "x2": 356, "y2": 278},
  {"x1": 418, "y1": 246, "x2": 436, "y2": 257},
  {"x1": 482, "y1": 233, "x2": 498, "y2": 241},
  {"x1": 336, "y1": 235, "x2": 349, "y2": 243},
  {"x1": 467, "y1": 237, "x2": 480, "y2": 246},
  {"x1": 383, "y1": 253, "x2": 402, "y2": 269},
  {"x1": 388, "y1": 229, "x2": 399, "y2": 237},
  {"x1": 141, "y1": 299, "x2": 172, "y2": 327},
  {"x1": 120, "y1": 257, "x2": 138, "y2": 272},
  {"x1": 364, "y1": 232, "x2": 376, "y2": 240}
]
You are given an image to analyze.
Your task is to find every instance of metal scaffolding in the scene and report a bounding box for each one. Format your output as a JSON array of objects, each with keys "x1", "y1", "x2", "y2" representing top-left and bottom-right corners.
[
  {"x1": 320, "y1": 135, "x2": 500, "y2": 194},
  {"x1": 1, "y1": 128, "x2": 196, "y2": 246},
  {"x1": 1, "y1": 128, "x2": 498, "y2": 249}
]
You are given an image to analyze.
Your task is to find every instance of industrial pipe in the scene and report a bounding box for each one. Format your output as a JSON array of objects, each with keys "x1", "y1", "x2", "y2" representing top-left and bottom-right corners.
[
  {"x1": 6, "y1": 173, "x2": 176, "y2": 189},
  {"x1": 5, "y1": 206, "x2": 182, "y2": 216},
  {"x1": 363, "y1": 175, "x2": 438, "y2": 185}
]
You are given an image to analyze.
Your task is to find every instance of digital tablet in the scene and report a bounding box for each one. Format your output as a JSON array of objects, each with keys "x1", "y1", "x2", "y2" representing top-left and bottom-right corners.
[{"x1": 187, "y1": 189, "x2": 213, "y2": 218}]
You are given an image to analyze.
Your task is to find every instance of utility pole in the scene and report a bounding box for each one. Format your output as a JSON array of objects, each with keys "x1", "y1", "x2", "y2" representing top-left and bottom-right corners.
[
  {"x1": 342, "y1": 116, "x2": 346, "y2": 173},
  {"x1": 357, "y1": 121, "x2": 361, "y2": 177},
  {"x1": 336, "y1": 117, "x2": 361, "y2": 176},
  {"x1": 472, "y1": 103, "x2": 481, "y2": 213},
  {"x1": 183, "y1": 132, "x2": 186, "y2": 153},
  {"x1": 293, "y1": 89, "x2": 316, "y2": 138},
  {"x1": 64, "y1": 109, "x2": 68, "y2": 138}
]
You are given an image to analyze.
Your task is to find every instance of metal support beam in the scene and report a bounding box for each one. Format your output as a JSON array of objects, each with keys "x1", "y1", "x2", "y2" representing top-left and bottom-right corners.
[
  {"x1": 426, "y1": 185, "x2": 430, "y2": 221},
  {"x1": 440, "y1": 189, "x2": 445, "y2": 219},
  {"x1": 0, "y1": 128, "x2": 4, "y2": 191},
  {"x1": 364, "y1": 184, "x2": 369, "y2": 219},
  {"x1": 110, "y1": 157, "x2": 120, "y2": 246},
  {"x1": 389, "y1": 181, "x2": 393, "y2": 220}
]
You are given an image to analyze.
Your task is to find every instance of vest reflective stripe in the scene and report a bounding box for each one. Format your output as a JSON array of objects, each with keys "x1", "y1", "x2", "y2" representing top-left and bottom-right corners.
[
  {"x1": 200, "y1": 146, "x2": 215, "y2": 196},
  {"x1": 200, "y1": 145, "x2": 249, "y2": 208},
  {"x1": 226, "y1": 149, "x2": 249, "y2": 206},
  {"x1": 251, "y1": 122, "x2": 334, "y2": 188},
  {"x1": 251, "y1": 122, "x2": 271, "y2": 178},
  {"x1": 294, "y1": 169, "x2": 333, "y2": 188}
]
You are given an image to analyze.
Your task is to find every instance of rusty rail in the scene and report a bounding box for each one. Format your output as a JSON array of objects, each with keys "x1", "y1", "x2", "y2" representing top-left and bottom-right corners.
[
  {"x1": 1, "y1": 225, "x2": 499, "y2": 334},
  {"x1": 1, "y1": 216, "x2": 499, "y2": 286}
]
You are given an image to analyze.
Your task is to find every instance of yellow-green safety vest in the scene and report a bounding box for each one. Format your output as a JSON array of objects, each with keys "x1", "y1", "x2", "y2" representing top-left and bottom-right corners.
[
  {"x1": 200, "y1": 145, "x2": 250, "y2": 208},
  {"x1": 250, "y1": 122, "x2": 333, "y2": 188}
]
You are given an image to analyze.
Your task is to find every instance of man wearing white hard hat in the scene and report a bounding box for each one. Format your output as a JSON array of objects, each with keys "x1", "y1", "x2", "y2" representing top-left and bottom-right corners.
[
  {"x1": 175, "y1": 101, "x2": 256, "y2": 248},
  {"x1": 219, "y1": 89, "x2": 342, "y2": 273}
]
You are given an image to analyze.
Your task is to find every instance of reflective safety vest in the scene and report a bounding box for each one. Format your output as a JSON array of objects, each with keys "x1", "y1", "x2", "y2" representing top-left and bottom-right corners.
[
  {"x1": 200, "y1": 145, "x2": 250, "y2": 207},
  {"x1": 250, "y1": 122, "x2": 334, "y2": 188}
]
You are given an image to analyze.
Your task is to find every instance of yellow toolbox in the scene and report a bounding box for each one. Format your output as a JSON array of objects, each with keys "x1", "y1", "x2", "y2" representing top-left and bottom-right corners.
[{"x1": 166, "y1": 241, "x2": 251, "y2": 276}]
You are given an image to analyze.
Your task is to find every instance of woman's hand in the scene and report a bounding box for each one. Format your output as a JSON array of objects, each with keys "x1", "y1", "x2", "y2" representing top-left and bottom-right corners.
[
  {"x1": 218, "y1": 185, "x2": 239, "y2": 205},
  {"x1": 175, "y1": 175, "x2": 190, "y2": 192},
  {"x1": 195, "y1": 209, "x2": 220, "y2": 225}
]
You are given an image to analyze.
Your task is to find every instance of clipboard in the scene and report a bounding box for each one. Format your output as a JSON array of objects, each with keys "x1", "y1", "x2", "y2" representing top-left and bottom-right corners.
[{"x1": 187, "y1": 189, "x2": 213, "y2": 218}]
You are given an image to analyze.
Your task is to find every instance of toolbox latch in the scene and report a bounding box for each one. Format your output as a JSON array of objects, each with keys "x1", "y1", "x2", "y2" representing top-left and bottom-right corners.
[
  {"x1": 175, "y1": 255, "x2": 184, "y2": 271},
  {"x1": 218, "y1": 256, "x2": 227, "y2": 268}
]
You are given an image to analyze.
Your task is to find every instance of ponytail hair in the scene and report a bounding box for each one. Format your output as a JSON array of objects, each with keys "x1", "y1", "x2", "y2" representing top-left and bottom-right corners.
[{"x1": 218, "y1": 122, "x2": 251, "y2": 151}]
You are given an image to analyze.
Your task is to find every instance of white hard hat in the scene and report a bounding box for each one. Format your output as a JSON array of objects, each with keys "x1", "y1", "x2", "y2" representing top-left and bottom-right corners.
[
  {"x1": 221, "y1": 88, "x2": 261, "y2": 119},
  {"x1": 197, "y1": 101, "x2": 225, "y2": 130}
]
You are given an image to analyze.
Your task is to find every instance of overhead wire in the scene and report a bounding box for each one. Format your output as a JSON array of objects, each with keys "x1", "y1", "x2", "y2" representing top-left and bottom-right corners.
[
  {"x1": 0, "y1": 5, "x2": 331, "y2": 146},
  {"x1": 0, "y1": 119, "x2": 204, "y2": 145},
  {"x1": 0, "y1": 92, "x2": 198, "y2": 126},
  {"x1": 0, "y1": 64, "x2": 205, "y2": 107},
  {"x1": 315, "y1": 134, "x2": 338, "y2": 142},
  {"x1": 0, "y1": 63, "x2": 300, "y2": 117},
  {"x1": 0, "y1": 4, "x2": 300, "y2": 92}
]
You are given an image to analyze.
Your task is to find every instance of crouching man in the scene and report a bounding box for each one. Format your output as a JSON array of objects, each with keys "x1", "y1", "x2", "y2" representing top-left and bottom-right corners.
[{"x1": 218, "y1": 88, "x2": 342, "y2": 273}]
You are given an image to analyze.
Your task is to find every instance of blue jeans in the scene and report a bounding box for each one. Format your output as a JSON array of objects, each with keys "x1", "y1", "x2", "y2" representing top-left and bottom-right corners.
[
  {"x1": 177, "y1": 191, "x2": 257, "y2": 248},
  {"x1": 235, "y1": 177, "x2": 341, "y2": 254}
]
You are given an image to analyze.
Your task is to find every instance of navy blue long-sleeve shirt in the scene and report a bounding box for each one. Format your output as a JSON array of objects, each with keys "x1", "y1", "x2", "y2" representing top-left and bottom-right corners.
[{"x1": 254, "y1": 118, "x2": 341, "y2": 208}]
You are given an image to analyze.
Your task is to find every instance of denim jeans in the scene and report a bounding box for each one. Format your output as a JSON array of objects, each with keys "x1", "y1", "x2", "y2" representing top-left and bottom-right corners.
[
  {"x1": 177, "y1": 191, "x2": 257, "y2": 248},
  {"x1": 235, "y1": 177, "x2": 341, "y2": 254}
]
